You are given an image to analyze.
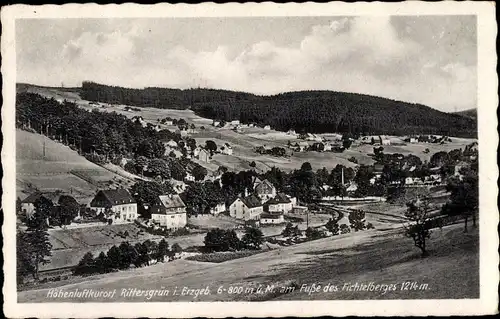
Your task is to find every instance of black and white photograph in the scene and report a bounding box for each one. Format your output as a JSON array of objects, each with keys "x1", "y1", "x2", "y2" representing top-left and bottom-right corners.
[{"x1": 2, "y1": 2, "x2": 498, "y2": 318}]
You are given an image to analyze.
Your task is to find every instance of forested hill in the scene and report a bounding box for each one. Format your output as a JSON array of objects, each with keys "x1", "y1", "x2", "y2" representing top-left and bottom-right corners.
[
  {"x1": 54, "y1": 82, "x2": 477, "y2": 137},
  {"x1": 453, "y1": 108, "x2": 477, "y2": 120}
]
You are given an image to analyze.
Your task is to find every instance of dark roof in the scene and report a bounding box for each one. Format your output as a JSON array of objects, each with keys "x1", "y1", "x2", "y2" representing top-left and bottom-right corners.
[
  {"x1": 100, "y1": 189, "x2": 135, "y2": 205},
  {"x1": 266, "y1": 193, "x2": 291, "y2": 205},
  {"x1": 21, "y1": 191, "x2": 65, "y2": 204},
  {"x1": 242, "y1": 195, "x2": 262, "y2": 208}
]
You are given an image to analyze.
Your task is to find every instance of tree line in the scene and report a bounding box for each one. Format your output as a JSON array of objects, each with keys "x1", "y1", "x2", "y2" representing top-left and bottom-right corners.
[
  {"x1": 73, "y1": 239, "x2": 182, "y2": 276},
  {"x1": 77, "y1": 82, "x2": 477, "y2": 137}
]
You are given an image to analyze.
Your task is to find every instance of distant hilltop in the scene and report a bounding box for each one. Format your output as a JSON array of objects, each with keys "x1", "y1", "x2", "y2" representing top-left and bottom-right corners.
[
  {"x1": 16, "y1": 82, "x2": 477, "y2": 138},
  {"x1": 453, "y1": 108, "x2": 477, "y2": 120}
]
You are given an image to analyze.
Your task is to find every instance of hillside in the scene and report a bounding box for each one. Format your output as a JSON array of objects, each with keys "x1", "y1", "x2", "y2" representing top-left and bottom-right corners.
[
  {"x1": 74, "y1": 82, "x2": 477, "y2": 138},
  {"x1": 16, "y1": 129, "x2": 134, "y2": 202},
  {"x1": 454, "y1": 108, "x2": 477, "y2": 119}
]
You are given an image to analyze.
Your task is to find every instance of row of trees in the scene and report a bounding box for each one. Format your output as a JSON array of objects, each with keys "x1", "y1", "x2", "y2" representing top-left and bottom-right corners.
[{"x1": 73, "y1": 239, "x2": 183, "y2": 276}]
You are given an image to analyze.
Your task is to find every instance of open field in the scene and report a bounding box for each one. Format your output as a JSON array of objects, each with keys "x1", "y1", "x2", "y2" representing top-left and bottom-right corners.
[{"x1": 19, "y1": 224, "x2": 478, "y2": 301}]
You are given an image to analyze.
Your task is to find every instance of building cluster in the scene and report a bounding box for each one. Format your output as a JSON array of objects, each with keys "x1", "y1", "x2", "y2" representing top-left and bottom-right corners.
[
  {"x1": 229, "y1": 177, "x2": 305, "y2": 226},
  {"x1": 21, "y1": 188, "x2": 188, "y2": 230}
]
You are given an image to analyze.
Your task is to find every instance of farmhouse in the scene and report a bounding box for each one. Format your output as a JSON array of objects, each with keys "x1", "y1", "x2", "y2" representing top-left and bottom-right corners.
[
  {"x1": 323, "y1": 143, "x2": 332, "y2": 151},
  {"x1": 209, "y1": 202, "x2": 226, "y2": 216},
  {"x1": 265, "y1": 193, "x2": 293, "y2": 214},
  {"x1": 381, "y1": 138, "x2": 391, "y2": 145},
  {"x1": 254, "y1": 179, "x2": 277, "y2": 203},
  {"x1": 298, "y1": 141, "x2": 309, "y2": 152},
  {"x1": 89, "y1": 189, "x2": 138, "y2": 222},
  {"x1": 229, "y1": 195, "x2": 263, "y2": 221},
  {"x1": 212, "y1": 120, "x2": 220, "y2": 127},
  {"x1": 287, "y1": 129, "x2": 297, "y2": 136},
  {"x1": 20, "y1": 191, "x2": 67, "y2": 218},
  {"x1": 197, "y1": 148, "x2": 210, "y2": 163},
  {"x1": 264, "y1": 125, "x2": 271, "y2": 130},
  {"x1": 185, "y1": 172, "x2": 195, "y2": 182},
  {"x1": 260, "y1": 213, "x2": 285, "y2": 225},
  {"x1": 150, "y1": 194, "x2": 187, "y2": 230},
  {"x1": 220, "y1": 143, "x2": 233, "y2": 155},
  {"x1": 231, "y1": 120, "x2": 241, "y2": 126}
]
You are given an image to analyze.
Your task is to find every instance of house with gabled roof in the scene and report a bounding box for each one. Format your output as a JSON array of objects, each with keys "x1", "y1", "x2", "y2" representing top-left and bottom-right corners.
[
  {"x1": 229, "y1": 195, "x2": 263, "y2": 221},
  {"x1": 21, "y1": 190, "x2": 67, "y2": 218},
  {"x1": 265, "y1": 192, "x2": 293, "y2": 214},
  {"x1": 89, "y1": 188, "x2": 137, "y2": 222},
  {"x1": 254, "y1": 179, "x2": 277, "y2": 203},
  {"x1": 150, "y1": 194, "x2": 187, "y2": 229}
]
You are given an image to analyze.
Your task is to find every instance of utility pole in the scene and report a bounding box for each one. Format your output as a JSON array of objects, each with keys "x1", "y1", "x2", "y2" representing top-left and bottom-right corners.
[
  {"x1": 43, "y1": 139, "x2": 46, "y2": 159},
  {"x1": 341, "y1": 167, "x2": 345, "y2": 185}
]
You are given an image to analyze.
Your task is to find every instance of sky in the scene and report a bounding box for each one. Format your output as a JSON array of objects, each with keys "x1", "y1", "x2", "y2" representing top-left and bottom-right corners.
[{"x1": 16, "y1": 16, "x2": 477, "y2": 112}]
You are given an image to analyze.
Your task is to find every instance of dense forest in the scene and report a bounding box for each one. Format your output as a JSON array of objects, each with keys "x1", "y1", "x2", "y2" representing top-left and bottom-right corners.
[
  {"x1": 16, "y1": 92, "x2": 167, "y2": 159},
  {"x1": 68, "y1": 82, "x2": 476, "y2": 137},
  {"x1": 454, "y1": 108, "x2": 477, "y2": 120}
]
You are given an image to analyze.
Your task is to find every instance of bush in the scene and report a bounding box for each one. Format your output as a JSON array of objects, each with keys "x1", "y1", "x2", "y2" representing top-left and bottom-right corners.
[
  {"x1": 340, "y1": 224, "x2": 351, "y2": 234},
  {"x1": 204, "y1": 228, "x2": 241, "y2": 252}
]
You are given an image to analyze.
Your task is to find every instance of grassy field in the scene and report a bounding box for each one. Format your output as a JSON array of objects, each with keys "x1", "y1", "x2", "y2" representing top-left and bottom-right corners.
[
  {"x1": 18, "y1": 224, "x2": 478, "y2": 301},
  {"x1": 16, "y1": 129, "x2": 133, "y2": 202}
]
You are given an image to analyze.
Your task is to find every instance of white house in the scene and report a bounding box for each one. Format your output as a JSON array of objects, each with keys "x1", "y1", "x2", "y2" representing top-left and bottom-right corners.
[
  {"x1": 323, "y1": 143, "x2": 332, "y2": 152},
  {"x1": 264, "y1": 125, "x2": 271, "y2": 130},
  {"x1": 346, "y1": 183, "x2": 358, "y2": 193},
  {"x1": 165, "y1": 140, "x2": 178, "y2": 148},
  {"x1": 90, "y1": 189, "x2": 138, "y2": 222},
  {"x1": 265, "y1": 193, "x2": 293, "y2": 214},
  {"x1": 198, "y1": 148, "x2": 210, "y2": 163},
  {"x1": 260, "y1": 213, "x2": 285, "y2": 225},
  {"x1": 298, "y1": 141, "x2": 309, "y2": 152},
  {"x1": 254, "y1": 179, "x2": 277, "y2": 203},
  {"x1": 213, "y1": 120, "x2": 220, "y2": 127},
  {"x1": 405, "y1": 177, "x2": 414, "y2": 185},
  {"x1": 164, "y1": 120, "x2": 174, "y2": 126},
  {"x1": 381, "y1": 139, "x2": 391, "y2": 145},
  {"x1": 185, "y1": 172, "x2": 195, "y2": 182},
  {"x1": 180, "y1": 130, "x2": 188, "y2": 138},
  {"x1": 231, "y1": 120, "x2": 241, "y2": 126},
  {"x1": 229, "y1": 195, "x2": 263, "y2": 221},
  {"x1": 409, "y1": 137, "x2": 418, "y2": 143},
  {"x1": 221, "y1": 143, "x2": 233, "y2": 155},
  {"x1": 150, "y1": 194, "x2": 187, "y2": 230},
  {"x1": 287, "y1": 129, "x2": 297, "y2": 136},
  {"x1": 209, "y1": 202, "x2": 226, "y2": 216}
]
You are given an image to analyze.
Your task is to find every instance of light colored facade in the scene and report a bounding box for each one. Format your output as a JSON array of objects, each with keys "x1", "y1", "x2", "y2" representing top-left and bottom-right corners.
[
  {"x1": 381, "y1": 139, "x2": 391, "y2": 145},
  {"x1": 198, "y1": 149, "x2": 210, "y2": 163},
  {"x1": 260, "y1": 213, "x2": 285, "y2": 225},
  {"x1": 150, "y1": 194, "x2": 187, "y2": 229},
  {"x1": 229, "y1": 196, "x2": 263, "y2": 221},
  {"x1": 254, "y1": 179, "x2": 277, "y2": 203},
  {"x1": 264, "y1": 125, "x2": 271, "y2": 130},
  {"x1": 90, "y1": 189, "x2": 138, "y2": 222},
  {"x1": 210, "y1": 203, "x2": 226, "y2": 215},
  {"x1": 221, "y1": 144, "x2": 233, "y2": 155}
]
